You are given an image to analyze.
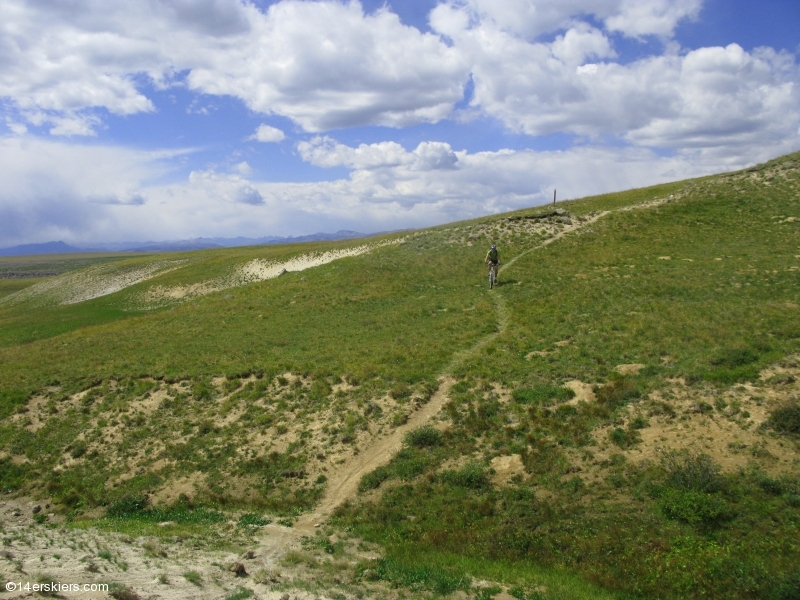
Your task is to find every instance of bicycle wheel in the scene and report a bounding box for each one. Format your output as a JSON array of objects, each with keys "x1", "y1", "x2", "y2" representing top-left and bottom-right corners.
[{"x1": 489, "y1": 266, "x2": 495, "y2": 289}]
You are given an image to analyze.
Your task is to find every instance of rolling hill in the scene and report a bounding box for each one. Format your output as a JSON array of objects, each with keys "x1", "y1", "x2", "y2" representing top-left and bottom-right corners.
[{"x1": 0, "y1": 152, "x2": 798, "y2": 600}]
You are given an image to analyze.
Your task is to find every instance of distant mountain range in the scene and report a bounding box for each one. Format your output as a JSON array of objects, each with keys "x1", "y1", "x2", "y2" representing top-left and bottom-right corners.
[{"x1": 0, "y1": 230, "x2": 377, "y2": 256}]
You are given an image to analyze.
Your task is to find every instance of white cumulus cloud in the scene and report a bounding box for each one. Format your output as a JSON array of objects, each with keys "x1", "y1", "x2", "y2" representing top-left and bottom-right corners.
[
  {"x1": 249, "y1": 124, "x2": 285, "y2": 143},
  {"x1": 0, "y1": 0, "x2": 469, "y2": 134}
]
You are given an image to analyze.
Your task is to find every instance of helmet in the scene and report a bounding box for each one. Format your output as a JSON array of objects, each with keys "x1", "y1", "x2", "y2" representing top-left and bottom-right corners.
[{"x1": 491, "y1": 244, "x2": 496, "y2": 249}]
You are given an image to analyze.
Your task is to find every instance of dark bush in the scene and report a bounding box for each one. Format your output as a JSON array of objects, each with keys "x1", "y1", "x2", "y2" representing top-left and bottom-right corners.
[
  {"x1": 106, "y1": 495, "x2": 149, "y2": 518},
  {"x1": 404, "y1": 426, "x2": 442, "y2": 448},
  {"x1": 662, "y1": 451, "x2": 724, "y2": 493},
  {"x1": 70, "y1": 441, "x2": 88, "y2": 459},
  {"x1": 767, "y1": 401, "x2": 800, "y2": 436}
]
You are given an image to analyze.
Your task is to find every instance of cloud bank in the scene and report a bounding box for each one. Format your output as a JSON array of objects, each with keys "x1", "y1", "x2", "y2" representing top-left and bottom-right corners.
[{"x1": 0, "y1": 0, "x2": 798, "y2": 246}]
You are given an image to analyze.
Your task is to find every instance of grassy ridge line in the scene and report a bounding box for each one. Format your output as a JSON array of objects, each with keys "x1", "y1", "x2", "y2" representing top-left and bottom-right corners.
[{"x1": 342, "y1": 152, "x2": 800, "y2": 599}]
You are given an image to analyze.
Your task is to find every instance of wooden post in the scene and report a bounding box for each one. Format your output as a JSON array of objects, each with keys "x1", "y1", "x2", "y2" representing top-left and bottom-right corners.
[{"x1": 553, "y1": 189, "x2": 557, "y2": 205}]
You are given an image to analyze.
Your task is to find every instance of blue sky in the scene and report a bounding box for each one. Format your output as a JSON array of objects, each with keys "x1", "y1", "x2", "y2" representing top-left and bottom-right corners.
[{"x1": 1, "y1": 0, "x2": 798, "y2": 246}]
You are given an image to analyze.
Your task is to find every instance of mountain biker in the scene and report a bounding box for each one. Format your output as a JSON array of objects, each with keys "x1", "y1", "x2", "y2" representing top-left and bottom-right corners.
[{"x1": 485, "y1": 244, "x2": 499, "y2": 284}]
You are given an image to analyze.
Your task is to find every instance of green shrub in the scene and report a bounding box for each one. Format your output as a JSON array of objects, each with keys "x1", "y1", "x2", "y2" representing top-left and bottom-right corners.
[
  {"x1": 359, "y1": 466, "x2": 392, "y2": 492},
  {"x1": 369, "y1": 557, "x2": 471, "y2": 594},
  {"x1": 512, "y1": 385, "x2": 575, "y2": 406},
  {"x1": 392, "y1": 449, "x2": 431, "y2": 479},
  {"x1": 440, "y1": 462, "x2": 489, "y2": 489},
  {"x1": 609, "y1": 427, "x2": 641, "y2": 449},
  {"x1": 238, "y1": 513, "x2": 271, "y2": 527},
  {"x1": 106, "y1": 495, "x2": 149, "y2": 518},
  {"x1": 404, "y1": 425, "x2": 442, "y2": 448},
  {"x1": 767, "y1": 401, "x2": 800, "y2": 436},
  {"x1": 192, "y1": 381, "x2": 214, "y2": 401},
  {"x1": 662, "y1": 451, "x2": 724, "y2": 493},
  {"x1": 660, "y1": 488, "x2": 730, "y2": 525}
]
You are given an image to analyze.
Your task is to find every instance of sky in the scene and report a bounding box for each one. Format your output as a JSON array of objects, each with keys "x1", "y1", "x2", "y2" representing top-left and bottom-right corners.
[{"x1": 1, "y1": 0, "x2": 799, "y2": 246}]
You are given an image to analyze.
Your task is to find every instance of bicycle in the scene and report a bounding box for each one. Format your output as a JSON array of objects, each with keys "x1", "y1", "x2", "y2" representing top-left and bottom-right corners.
[{"x1": 488, "y1": 262, "x2": 498, "y2": 289}]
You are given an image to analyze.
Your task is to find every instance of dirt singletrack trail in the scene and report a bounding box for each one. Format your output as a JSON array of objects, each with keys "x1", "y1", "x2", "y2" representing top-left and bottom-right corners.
[
  {"x1": 295, "y1": 376, "x2": 457, "y2": 531},
  {"x1": 295, "y1": 208, "x2": 614, "y2": 532}
]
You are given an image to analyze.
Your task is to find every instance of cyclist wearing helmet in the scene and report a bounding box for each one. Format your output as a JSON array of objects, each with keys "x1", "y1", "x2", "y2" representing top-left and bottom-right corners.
[{"x1": 485, "y1": 243, "x2": 499, "y2": 284}]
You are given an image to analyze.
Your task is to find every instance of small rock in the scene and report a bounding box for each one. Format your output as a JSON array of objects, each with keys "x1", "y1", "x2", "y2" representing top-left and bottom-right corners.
[
  {"x1": 280, "y1": 594, "x2": 290, "y2": 600},
  {"x1": 1, "y1": 550, "x2": 15, "y2": 560},
  {"x1": 12, "y1": 509, "x2": 21, "y2": 517},
  {"x1": 31, "y1": 504, "x2": 41, "y2": 515},
  {"x1": 86, "y1": 562, "x2": 99, "y2": 573},
  {"x1": 229, "y1": 562, "x2": 248, "y2": 577},
  {"x1": 301, "y1": 277, "x2": 307, "y2": 282},
  {"x1": 157, "y1": 521, "x2": 175, "y2": 527},
  {"x1": 242, "y1": 550, "x2": 255, "y2": 559}
]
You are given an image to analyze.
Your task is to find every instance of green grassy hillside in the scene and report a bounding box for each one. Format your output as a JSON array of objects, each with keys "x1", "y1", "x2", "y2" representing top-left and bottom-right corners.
[{"x1": 0, "y1": 152, "x2": 798, "y2": 599}]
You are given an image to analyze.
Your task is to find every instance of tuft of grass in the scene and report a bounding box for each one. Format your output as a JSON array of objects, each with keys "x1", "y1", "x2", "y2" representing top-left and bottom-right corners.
[
  {"x1": 439, "y1": 462, "x2": 490, "y2": 490},
  {"x1": 237, "y1": 513, "x2": 271, "y2": 527},
  {"x1": 366, "y1": 556, "x2": 471, "y2": 595},
  {"x1": 183, "y1": 571, "x2": 202, "y2": 586},
  {"x1": 511, "y1": 385, "x2": 575, "y2": 406},
  {"x1": 108, "y1": 584, "x2": 141, "y2": 600},
  {"x1": 224, "y1": 587, "x2": 254, "y2": 600}
]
